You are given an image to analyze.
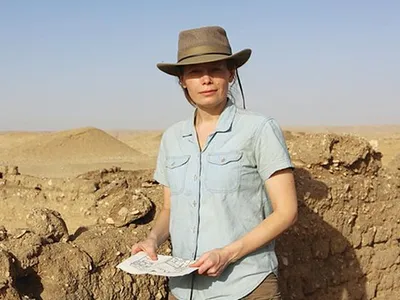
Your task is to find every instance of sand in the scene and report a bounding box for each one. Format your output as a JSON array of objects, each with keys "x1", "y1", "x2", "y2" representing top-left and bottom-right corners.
[
  {"x1": 0, "y1": 127, "x2": 155, "y2": 178},
  {"x1": 1, "y1": 125, "x2": 399, "y2": 178}
]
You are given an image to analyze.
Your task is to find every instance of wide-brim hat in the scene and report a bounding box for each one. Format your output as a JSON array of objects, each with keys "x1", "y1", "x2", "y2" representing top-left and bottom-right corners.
[{"x1": 157, "y1": 26, "x2": 252, "y2": 77}]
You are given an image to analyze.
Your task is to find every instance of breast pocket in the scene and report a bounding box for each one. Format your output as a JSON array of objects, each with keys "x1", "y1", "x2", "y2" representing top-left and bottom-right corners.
[
  {"x1": 205, "y1": 151, "x2": 243, "y2": 193},
  {"x1": 165, "y1": 155, "x2": 190, "y2": 195}
]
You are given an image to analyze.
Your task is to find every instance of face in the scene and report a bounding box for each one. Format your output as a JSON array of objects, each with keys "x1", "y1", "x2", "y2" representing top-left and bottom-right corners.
[{"x1": 180, "y1": 60, "x2": 234, "y2": 109}]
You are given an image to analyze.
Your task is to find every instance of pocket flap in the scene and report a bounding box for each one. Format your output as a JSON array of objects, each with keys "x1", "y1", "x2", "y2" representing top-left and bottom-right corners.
[
  {"x1": 166, "y1": 155, "x2": 190, "y2": 169},
  {"x1": 207, "y1": 152, "x2": 243, "y2": 165}
]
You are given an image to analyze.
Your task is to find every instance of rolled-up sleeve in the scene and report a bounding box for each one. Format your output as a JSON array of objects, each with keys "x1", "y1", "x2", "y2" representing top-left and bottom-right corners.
[{"x1": 255, "y1": 118, "x2": 294, "y2": 181}]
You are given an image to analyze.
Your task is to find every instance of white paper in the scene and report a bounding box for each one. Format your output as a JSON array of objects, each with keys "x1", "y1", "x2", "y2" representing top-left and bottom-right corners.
[{"x1": 116, "y1": 252, "x2": 198, "y2": 277}]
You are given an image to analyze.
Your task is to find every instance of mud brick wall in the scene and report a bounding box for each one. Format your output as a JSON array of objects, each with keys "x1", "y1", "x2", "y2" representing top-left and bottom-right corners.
[{"x1": 276, "y1": 133, "x2": 400, "y2": 300}]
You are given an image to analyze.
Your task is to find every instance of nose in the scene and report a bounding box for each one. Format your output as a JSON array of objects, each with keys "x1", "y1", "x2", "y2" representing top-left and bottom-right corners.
[{"x1": 200, "y1": 71, "x2": 212, "y2": 85}]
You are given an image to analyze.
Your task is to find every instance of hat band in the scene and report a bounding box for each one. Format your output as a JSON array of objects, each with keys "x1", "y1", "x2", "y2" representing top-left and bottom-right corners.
[{"x1": 178, "y1": 45, "x2": 231, "y2": 62}]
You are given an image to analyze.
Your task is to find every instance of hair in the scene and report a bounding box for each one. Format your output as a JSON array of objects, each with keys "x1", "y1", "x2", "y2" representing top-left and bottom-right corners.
[{"x1": 177, "y1": 59, "x2": 239, "y2": 107}]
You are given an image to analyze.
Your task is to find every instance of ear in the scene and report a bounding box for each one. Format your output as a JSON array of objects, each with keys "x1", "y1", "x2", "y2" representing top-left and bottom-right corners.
[
  {"x1": 228, "y1": 70, "x2": 235, "y2": 83},
  {"x1": 179, "y1": 76, "x2": 187, "y2": 89}
]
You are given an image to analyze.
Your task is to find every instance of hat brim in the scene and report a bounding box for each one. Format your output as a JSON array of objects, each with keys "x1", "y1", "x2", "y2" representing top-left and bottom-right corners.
[{"x1": 156, "y1": 48, "x2": 252, "y2": 76}]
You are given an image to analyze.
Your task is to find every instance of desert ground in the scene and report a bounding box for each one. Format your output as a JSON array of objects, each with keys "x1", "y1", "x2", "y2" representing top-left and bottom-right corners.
[
  {"x1": 1, "y1": 125, "x2": 399, "y2": 178},
  {"x1": 0, "y1": 125, "x2": 399, "y2": 299}
]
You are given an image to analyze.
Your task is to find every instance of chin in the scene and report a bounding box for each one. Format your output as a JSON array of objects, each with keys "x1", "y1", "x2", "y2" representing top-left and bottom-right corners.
[{"x1": 195, "y1": 96, "x2": 225, "y2": 108}]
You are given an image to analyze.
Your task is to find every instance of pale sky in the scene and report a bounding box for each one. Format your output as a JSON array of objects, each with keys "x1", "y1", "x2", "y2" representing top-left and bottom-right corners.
[{"x1": 1, "y1": 1, "x2": 399, "y2": 131}]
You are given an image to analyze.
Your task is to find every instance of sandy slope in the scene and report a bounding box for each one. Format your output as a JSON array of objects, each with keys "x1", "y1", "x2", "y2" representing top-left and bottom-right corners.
[
  {"x1": 0, "y1": 131, "x2": 48, "y2": 150},
  {"x1": 0, "y1": 127, "x2": 153, "y2": 177},
  {"x1": 107, "y1": 130, "x2": 162, "y2": 157},
  {"x1": 0, "y1": 125, "x2": 399, "y2": 178}
]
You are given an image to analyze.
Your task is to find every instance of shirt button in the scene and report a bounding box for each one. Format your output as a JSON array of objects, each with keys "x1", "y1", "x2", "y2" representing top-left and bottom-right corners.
[
  {"x1": 194, "y1": 175, "x2": 198, "y2": 181},
  {"x1": 192, "y1": 227, "x2": 196, "y2": 233},
  {"x1": 192, "y1": 201, "x2": 196, "y2": 207},
  {"x1": 221, "y1": 157, "x2": 226, "y2": 163}
]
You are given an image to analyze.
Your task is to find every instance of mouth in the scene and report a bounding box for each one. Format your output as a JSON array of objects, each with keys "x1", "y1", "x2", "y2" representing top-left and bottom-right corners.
[{"x1": 200, "y1": 90, "x2": 217, "y2": 96}]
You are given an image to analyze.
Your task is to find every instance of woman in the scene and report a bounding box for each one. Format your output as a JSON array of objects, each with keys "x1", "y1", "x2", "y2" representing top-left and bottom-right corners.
[{"x1": 131, "y1": 26, "x2": 298, "y2": 300}]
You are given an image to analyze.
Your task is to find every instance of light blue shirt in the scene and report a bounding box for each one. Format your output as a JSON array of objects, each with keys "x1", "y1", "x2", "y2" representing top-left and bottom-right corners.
[{"x1": 154, "y1": 100, "x2": 294, "y2": 300}]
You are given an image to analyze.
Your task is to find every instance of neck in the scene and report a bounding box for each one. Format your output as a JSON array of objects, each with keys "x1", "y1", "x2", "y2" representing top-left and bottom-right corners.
[{"x1": 195, "y1": 99, "x2": 227, "y2": 126}]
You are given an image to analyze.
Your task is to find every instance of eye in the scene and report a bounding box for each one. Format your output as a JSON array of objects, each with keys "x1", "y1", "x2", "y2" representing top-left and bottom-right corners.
[
  {"x1": 212, "y1": 66, "x2": 226, "y2": 73},
  {"x1": 188, "y1": 68, "x2": 200, "y2": 74}
]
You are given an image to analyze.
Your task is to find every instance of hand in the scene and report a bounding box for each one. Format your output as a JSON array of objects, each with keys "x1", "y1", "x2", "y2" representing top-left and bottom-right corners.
[
  {"x1": 131, "y1": 237, "x2": 158, "y2": 260},
  {"x1": 189, "y1": 248, "x2": 233, "y2": 277}
]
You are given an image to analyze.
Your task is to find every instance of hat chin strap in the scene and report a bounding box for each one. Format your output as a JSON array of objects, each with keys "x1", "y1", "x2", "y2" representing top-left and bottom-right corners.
[{"x1": 236, "y1": 70, "x2": 246, "y2": 109}]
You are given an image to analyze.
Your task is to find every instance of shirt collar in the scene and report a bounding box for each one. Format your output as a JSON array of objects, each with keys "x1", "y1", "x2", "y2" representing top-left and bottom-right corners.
[{"x1": 181, "y1": 99, "x2": 237, "y2": 137}]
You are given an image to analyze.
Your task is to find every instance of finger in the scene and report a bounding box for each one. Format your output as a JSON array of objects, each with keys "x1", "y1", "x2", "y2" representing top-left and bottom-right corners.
[
  {"x1": 198, "y1": 260, "x2": 214, "y2": 275},
  {"x1": 207, "y1": 267, "x2": 218, "y2": 274},
  {"x1": 206, "y1": 267, "x2": 221, "y2": 277},
  {"x1": 207, "y1": 267, "x2": 224, "y2": 277},
  {"x1": 131, "y1": 246, "x2": 143, "y2": 255},
  {"x1": 146, "y1": 248, "x2": 158, "y2": 261},
  {"x1": 190, "y1": 254, "x2": 207, "y2": 268}
]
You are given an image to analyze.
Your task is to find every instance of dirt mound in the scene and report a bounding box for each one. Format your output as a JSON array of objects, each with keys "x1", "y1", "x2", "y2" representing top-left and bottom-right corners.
[
  {"x1": 277, "y1": 132, "x2": 400, "y2": 299},
  {"x1": 0, "y1": 132, "x2": 45, "y2": 152},
  {"x1": 3, "y1": 127, "x2": 144, "y2": 164},
  {"x1": 0, "y1": 249, "x2": 20, "y2": 300},
  {"x1": 0, "y1": 132, "x2": 399, "y2": 299},
  {"x1": 110, "y1": 130, "x2": 162, "y2": 157},
  {"x1": 285, "y1": 132, "x2": 382, "y2": 173},
  {"x1": 26, "y1": 208, "x2": 69, "y2": 243},
  {"x1": 0, "y1": 167, "x2": 168, "y2": 299}
]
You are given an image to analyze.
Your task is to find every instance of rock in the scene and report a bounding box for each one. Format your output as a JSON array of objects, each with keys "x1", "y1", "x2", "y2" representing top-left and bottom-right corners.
[
  {"x1": 372, "y1": 247, "x2": 400, "y2": 270},
  {"x1": 380, "y1": 273, "x2": 395, "y2": 290},
  {"x1": 94, "y1": 179, "x2": 128, "y2": 201},
  {"x1": 2, "y1": 231, "x2": 45, "y2": 272},
  {"x1": 365, "y1": 280, "x2": 378, "y2": 300},
  {"x1": 374, "y1": 226, "x2": 392, "y2": 243},
  {"x1": 0, "y1": 167, "x2": 172, "y2": 300},
  {"x1": 105, "y1": 218, "x2": 115, "y2": 225},
  {"x1": 369, "y1": 139, "x2": 379, "y2": 151},
  {"x1": 4, "y1": 174, "x2": 97, "y2": 194},
  {"x1": 361, "y1": 227, "x2": 376, "y2": 246},
  {"x1": 36, "y1": 243, "x2": 93, "y2": 299},
  {"x1": 351, "y1": 227, "x2": 362, "y2": 248},
  {"x1": 107, "y1": 191, "x2": 153, "y2": 227},
  {"x1": 0, "y1": 226, "x2": 7, "y2": 241},
  {"x1": 0, "y1": 250, "x2": 20, "y2": 299},
  {"x1": 141, "y1": 180, "x2": 157, "y2": 188},
  {"x1": 71, "y1": 224, "x2": 169, "y2": 300},
  {"x1": 0, "y1": 165, "x2": 19, "y2": 176},
  {"x1": 26, "y1": 208, "x2": 69, "y2": 243},
  {"x1": 285, "y1": 133, "x2": 381, "y2": 175}
]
